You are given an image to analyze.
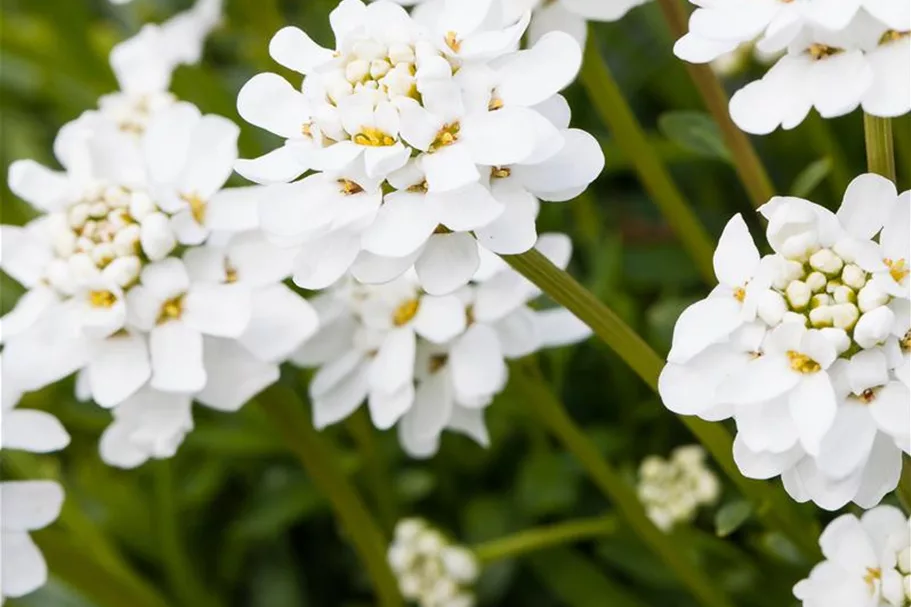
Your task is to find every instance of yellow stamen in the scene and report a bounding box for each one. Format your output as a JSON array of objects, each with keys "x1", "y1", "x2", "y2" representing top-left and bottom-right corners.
[
  {"x1": 879, "y1": 30, "x2": 910, "y2": 45},
  {"x1": 859, "y1": 388, "x2": 877, "y2": 404},
  {"x1": 465, "y1": 305, "x2": 475, "y2": 327},
  {"x1": 157, "y1": 296, "x2": 184, "y2": 324},
  {"x1": 863, "y1": 567, "x2": 882, "y2": 587},
  {"x1": 808, "y1": 44, "x2": 842, "y2": 60},
  {"x1": 301, "y1": 122, "x2": 313, "y2": 138},
  {"x1": 901, "y1": 329, "x2": 911, "y2": 353},
  {"x1": 787, "y1": 351, "x2": 821, "y2": 374},
  {"x1": 407, "y1": 181, "x2": 429, "y2": 193},
  {"x1": 89, "y1": 290, "x2": 117, "y2": 308},
  {"x1": 181, "y1": 192, "x2": 206, "y2": 225},
  {"x1": 225, "y1": 260, "x2": 239, "y2": 284},
  {"x1": 885, "y1": 258, "x2": 909, "y2": 283},
  {"x1": 433, "y1": 224, "x2": 452, "y2": 234},
  {"x1": 733, "y1": 287, "x2": 746, "y2": 302},
  {"x1": 393, "y1": 298, "x2": 420, "y2": 326},
  {"x1": 430, "y1": 122, "x2": 460, "y2": 151},
  {"x1": 338, "y1": 179, "x2": 364, "y2": 195},
  {"x1": 444, "y1": 31, "x2": 461, "y2": 53},
  {"x1": 488, "y1": 97, "x2": 504, "y2": 111},
  {"x1": 353, "y1": 126, "x2": 396, "y2": 147},
  {"x1": 428, "y1": 353, "x2": 448, "y2": 373},
  {"x1": 491, "y1": 167, "x2": 511, "y2": 179}
]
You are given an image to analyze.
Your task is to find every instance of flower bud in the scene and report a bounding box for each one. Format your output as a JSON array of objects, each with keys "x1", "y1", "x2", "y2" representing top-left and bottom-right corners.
[
  {"x1": 53, "y1": 229, "x2": 77, "y2": 257},
  {"x1": 831, "y1": 285, "x2": 855, "y2": 304},
  {"x1": 842, "y1": 263, "x2": 867, "y2": 290},
  {"x1": 90, "y1": 242, "x2": 115, "y2": 266},
  {"x1": 68, "y1": 203, "x2": 91, "y2": 228},
  {"x1": 440, "y1": 547, "x2": 479, "y2": 583},
  {"x1": 369, "y1": 59, "x2": 391, "y2": 79},
  {"x1": 857, "y1": 283, "x2": 890, "y2": 313},
  {"x1": 345, "y1": 59, "x2": 370, "y2": 83},
  {"x1": 805, "y1": 271, "x2": 827, "y2": 293},
  {"x1": 820, "y1": 328, "x2": 850, "y2": 355},
  {"x1": 809, "y1": 248, "x2": 843, "y2": 275},
  {"x1": 102, "y1": 256, "x2": 141, "y2": 287},
  {"x1": 810, "y1": 294, "x2": 831, "y2": 309},
  {"x1": 830, "y1": 303, "x2": 859, "y2": 331},
  {"x1": 113, "y1": 224, "x2": 141, "y2": 256},
  {"x1": 783, "y1": 311, "x2": 808, "y2": 326},
  {"x1": 786, "y1": 280, "x2": 811, "y2": 309},
  {"x1": 388, "y1": 43, "x2": 415, "y2": 65},
  {"x1": 140, "y1": 212, "x2": 176, "y2": 261},
  {"x1": 88, "y1": 201, "x2": 108, "y2": 218},
  {"x1": 769, "y1": 258, "x2": 804, "y2": 290},
  {"x1": 68, "y1": 253, "x2": 98, "y2": 285},
  {"x1": 129, "y1": 191, "x2": 156, "y2": 221},
  {"x1": 757, "y1": 290, "x2": 787, "y2": 325},
  {"x1": 809, "y1": 306, "x2": 833, "y2": 328},
  {"x1": 353, "y1": 39, "x2": 385, "y2": 62},
  {"x1": 47, "y1": 258, "x2": 75, "y2": 294},
  {"x1": 854, "y1": 306, "x2": 895, "y2": 348},
  {"x1": 899, "y1": 546, "x2": 910, "y2": 574}
]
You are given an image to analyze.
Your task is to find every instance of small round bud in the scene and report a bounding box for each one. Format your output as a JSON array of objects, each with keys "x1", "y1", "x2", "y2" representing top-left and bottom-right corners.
[
  {"x1": 770, "y1": 259, "x2": 805, "y2": 290},
  {"x1": 345, "y1": 59, "x2": 370, "y2": 83},
  {"x1": 809, "y1": 306, "x2": 833, "y2": 328},
  {"x1": 53, "y1": 229, "x2": 77, "y2": 257},
  {"x1": 786, "y1": 280, "x2": 811, "y2": 309},
  {"x1": 819, "y1": 328, "x2": 851, "y2": 355},
  {"x1": 102, "y1": 256, "x2": 141, "y2": 287},
  {"x1": 68, "y1": 203, "x2": 91, "y2": 228},
  {"x1": 113, "y1": 224, "x2": 141, "y2": 256},
  {"x1": 831, "y1": 285, "x2": 855, "y2": 304},
  {"x1": 782, "y1": 311, "x2": 808, "y2": 326},
  {"x1": 90, "y1": 243, "x2": 115, "y2": 266},
  {"x1": 810, "y1": 294, "x2": 831, "y2": 309},
  {"x1": 388, "y1": 43, "x2": 415, "y2": 65},
  {"x1": 68, "y1": 253, "x2": 98, "y2": 285},
  {"x1": 140, "y1": 212, "x2": 176, "y2": 261},
  {"x1": 88, "y1": 201, "x2": 109, "y2": 218},
  {"x1": 129, "y1": 191, "x2": 156, "y2": 221},
  {"x1": 47, "y1": 259, "x2": 76, "y2": 294},
  {"x1": 805, "y1": 271, "x2": 827, "y2": 293},
  {"x1": 809, "y1": 248, "x2": 843, "y2": 275},
  {"x1": 857, "y1": 283, "x2": 890, "y2": 313},
  {"x1": 757, "y1": 290, "x2": 788, "y2": 326},
  {"x1": 369, "y1": 59, "x2": 391, "y2": 79},
  {"x1": 353, "y1": 39, "x2": 385, "y2": 62},
  {"x1": 898, "y1": 546, "x2": 910, "y2": 575},
  {"x1": 854, "y1": 306, "x2": 894, "y2": 348},
  {"x1": 842, "y1": 264, "x2": 867, "y2": 290},
  {"x1": 830, "y1": 303, "x2": 859, "y2": 331}
]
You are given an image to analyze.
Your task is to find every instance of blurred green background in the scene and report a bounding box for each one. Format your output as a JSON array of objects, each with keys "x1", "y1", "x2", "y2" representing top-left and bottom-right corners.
[{"x1": 2, "y1": 1, "x2": 909, "y2": 606}]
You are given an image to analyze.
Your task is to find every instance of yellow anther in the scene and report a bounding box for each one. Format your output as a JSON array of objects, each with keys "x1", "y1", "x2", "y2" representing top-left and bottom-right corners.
[
  {"x1": 808, "y1": 44, "x2": 842, "y2": 60},
  {"x1": 353, "y1": 127, "x2": 396, "y2": 147},
  {"x1": 787, "y1": 351, "x2": 821, "y2": 374},
  {"x1": 491, "y1": 167, "x2": 511, "y2": 179},
  {"x1": 181, "y1": 192, "x2": 206, "y2": 225},
  {"x1": 488, "y1": 97, "x2": 504, "y2": 111},
  {"x1": 301, "y1": 122, "x2": 313, "y2": 138},
  {"x1": 393, "y1": 298, "x2": 420, "y2": 326},
  {"x1": 157, "y1": 296, "x2": 184, "y2": 324},
  {"x1": 89, "y1": 290, "x2": 117, "y2": 308},
  {"x1": 338, "y1": 179, "x2": 365, "y2": 195},
  {"x1": 859, "y1": 388, "x2": 877, "y2": 404},
  {"x1": 900, "y1": 329, "x2": 911, "y2": 353},
  {"x1": 407, "y1": 181, "x2": 429, "y2": 193},
  {"x1": 733, "y1": 287, "x2": 746, "y2": 302},
  {"x1": 880, "y1": 30, "x2": 910, "y2": 45},
  {"x1": 863, "y1": 567, "x2": 882, "y2": 587},
  {"x1": 430, "y1": 122, "x2": 460, "y2": 152},
  {"x1": 225, "y1": 260, "x2": 239, "y2": 284},
  {"x1": 428, "y1": 353, "x2": 448, "y2": 373},
  {"x1": 885, "y1": 258, "x2": 909, "y2": 283},
  {"x1": 444, "y1": 31, "x2": 461, "y2": 53}
]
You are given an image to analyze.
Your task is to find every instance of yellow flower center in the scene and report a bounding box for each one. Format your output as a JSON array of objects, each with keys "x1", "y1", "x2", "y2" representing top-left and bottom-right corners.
[
  {"x1": 181, "y1": 192, "x2": 206, "y2": 225},
  {"x1": 353, "y1": 127, "x2": 396, "y2": 147},
  {"x1": 157, "y1": 295, "x2": 184, "y2": 324},
  {"x1": 393, "y1": 298, "x2": 420, "y2": 326},
  {"x1": 301, "y1": 122, "x2": 313, "y2": 138},
  {"x1": 89, "y1": 290, "x2": 118, "y2": 308},
  {"x1": 901, "y1": 329, "x2": 911, "y2": 353},
  {"x1": 879, "y1": 30, "x2": 910, "y2": 45},
  {"x1": 225, "y1": 260, "x2": 239, "y2": 284},
  {"x1": 488, "y1": 96, "x2": 504, "y2": 111},
  {"x1": 808, "y1": 44, "x2": 842, "y2": 60},
  {"x1": 787, "y1": 351, "x2": 821, "y2": 374},
  {"x1": 338, "y1": 179, "x2": 365, "y2": 195},
  {"x1": 885, "y1": 258, "x2": 909, "y2": 283},
  {"x1": 444, "y1": 31, "x2": 461, "y2": 53},
  {"x1": 863, "y1": 566, "x2": 882, "y2": 589},
  {"x1": 733, "y1": 287, "x2": 746, "y2": 302},
  {"x1": 430, "y1": 122, "x2": 460, "y2": 151},
  {"x1": 491, "y1": 167, "x2": 511, "y2": 179},
  {"x1": 407, "y1": 181, "x2": 429, "y2": 193}
]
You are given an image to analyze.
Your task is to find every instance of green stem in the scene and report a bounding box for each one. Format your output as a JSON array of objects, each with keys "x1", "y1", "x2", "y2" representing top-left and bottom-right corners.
[
  {"x1": 154, "y1": 461, "x2": 219, "y2": 607},
  {"x1": 863, "y1": 113, "x2": 896, "y2": 181},
  {"x1": 259, "y1": 385, "x2": 403, "y2": 607},
  {"x1": 898, "y1": 456, "x2": 911, "y2": 515},
  {"x1": 804, "y1": 114, "x2": 852, "y2": 197},
  {"x1": 511, "y1": 363, "x2": 734, "y2": 607},
  {"x1": 473, "y1": 516, "x2": 618, "y2": 563},
  {"x1": 34, "y1": 529, "x2": 170, "y2": 607},
  {"x1": 502, "y1": 249, "x2": 821, "y2": 558},
  {"x1": 579, "y1": 31, "x2": 716, "y2": 284},
  {"x1": 656, "y1": 0, "x2": 776, "y2": 209},
  {"x1": 347, "y1": 408, "x2": 398, "y2": 534}
]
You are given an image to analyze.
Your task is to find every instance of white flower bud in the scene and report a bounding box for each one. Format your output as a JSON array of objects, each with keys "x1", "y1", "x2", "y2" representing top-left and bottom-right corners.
[
  {"x1": 88, "y1": 201, "x2": 108, "y2": 218},
  {"x1": 129, "y1": 191, "x2": 156, "y2": 221},
  {"x1": 369, "y1": 59, "x2": 391, "y2": 79},
  {"x1": 68, "y1": 203, "x2": 91, "y2": 228},
  {"x1": 68, "y1": 253, "x2": 99, "y2": 285},
  {"x1": 440, "y1": 547, "x2": 479, "y2": 583},
  {"x1": 387, "y1": 544, "x2": 412, "y2": 572},
  {"x1": 102, "y1": 256, "x2": 141, "y2": 287},
  {"x1": 830, "y1": 303, "x2": 860, "y2": 331},
  {"x1": 383, "y1": 67, "x2": 415, "y2": 97},
  {"x1": 898, "y1": 546, "x2": 910, "y2": 574},
  {"x1": 831, "y1": 285, "x2": 855, "y2": 304},
  {"x1": 768, "y1": 258, "x2": 804, "y2": 290},
  {"x1": 105, "y1": 186, "x2": 129, "y2": 208},
  {"x1": 842, "y1": 264, "x2": 867, "y2": 290},
  {"x1": 757, "y1": 290, "x2": 788, "y2": 326},
  {"x1": 857, "y1": 282, "x2": 890, "y2": 313},
  {"x1": 47, "y1": 258, "x2": 76, "y2": 294},
  {"x1": 809, "y1": 306, "x2": 833, "y2": 328},
  {"x1": 416, "y1": 530, "x2": 444, "y2": 554},
  {"x1": 345, "y1": 59, "x2": 370, "y2": 83},
  {"x1": 672, "y1": 445, "x2": 705, "y2": 467},
  {"x1": 75, "y1": 236, "x2": 95, "y2": 254},
  {"x1": 398, "y1": 573, "x2": 421, "y2": 598},
  {"x1": 854, "y1": 306, "x2": 895, "y2": 348},
  {"x1": 353, "y1": 39, "x2": 385, "y2": 61},
  {"x1": 805, "y1": 271, "x2": 827, "y2": 293},
  {"x1": 90, "y1": 242, "x2": 116, "y2": 266},
  {"x1": 395, "y1": 519, "x2": 425, "y2": 543},
  {"x1": 786, "y1": 280, "x2": 811, "y2": 309},
  {"x1": 783, "y1": 311, "x2": 808, "y2": 326},
  {"x1": 810, "y1": 294, "x2": 831, "y2": 309},
  {"x1": 640, "y1": 456, "x2": 664, "y2": 478},
  {"x1": 809, "y1": 248, "x2": 843, "y2": 275},
  {"x1": 53, "y1": 229, "x2": 77, "y2": 257},
  {"x1": 140, "y1": 213, "x2": 176, "y2": 261},
  {"x1": 113, "y1": 224, "x2": 141, "y2": 256},
  {"x1": 820, "y1": 328, "x2": 851, "y2": 355},
  {"x1": 388, "y1": 42, "x2": 415, "y2": 65}
]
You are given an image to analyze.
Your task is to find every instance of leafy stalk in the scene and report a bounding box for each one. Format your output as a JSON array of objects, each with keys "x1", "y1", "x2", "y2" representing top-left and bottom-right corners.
[
  {"x1": 655, "y1": 0, "x2": 776, "y2": 208},
  {"x1": 259, "y1": 385, "x2": 403, "y2": 607},
  {"x1": 473, "y1": 515, "x2": 618, "y2": 563},
  {"x1": 579, "y1": 31, "x2": 716, "y2": 283},
  {"x1": 863, "y1": 113, "x2": 896, "y2": 181},
  {"x1": 503, "y1": 248, "x2": 821, "y2": 557}
]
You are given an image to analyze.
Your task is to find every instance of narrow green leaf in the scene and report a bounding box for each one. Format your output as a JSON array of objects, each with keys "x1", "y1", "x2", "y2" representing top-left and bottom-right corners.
[
  {"x1": 658, "y1": 111, "x2": 732, "y2": 162},
  {"x1": 789, "y1": 158, "x2": 833, "y2": 198},
  {"x1": 715, "y1": 501, "x2": 754, "y2": 538}
]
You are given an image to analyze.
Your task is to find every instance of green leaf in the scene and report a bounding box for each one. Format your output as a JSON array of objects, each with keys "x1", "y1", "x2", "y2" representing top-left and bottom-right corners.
[
  {"x1": 789, "y1": 158, "x2": 833, "y2": 198},
  {"x1": 658, "y1": 111, "x2": 732, "y2": 162},
  {"x1": 715, "y1": 501, "x2": 754, "y2": 537}
]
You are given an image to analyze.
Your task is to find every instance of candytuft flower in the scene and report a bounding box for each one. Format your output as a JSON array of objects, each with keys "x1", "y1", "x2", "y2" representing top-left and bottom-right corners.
[{"x1": 637, "y1": 445, "x2": 720, "y2": 531}]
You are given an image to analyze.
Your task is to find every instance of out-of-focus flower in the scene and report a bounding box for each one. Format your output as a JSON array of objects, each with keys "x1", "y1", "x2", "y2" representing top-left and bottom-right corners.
[
  {"x1": 675, "y1": 1, "x2": 911, "y2": 133},
  {"x1": 660, "y1": 174, "x2": 911, "y2": 510},
  {"x1": 293, "y1": 233, "x2": 590, "y2": 457},
  {"x1": 794, "y1": 506, "x2": 910, "y2": 607},
  {"x1": 637, "y1": 445, "x2": 720, "y2": 531},
  {"x1": 236, "y1": 0, "x2": 602, "y2": 295},
  {"x1": 387, "y1": 518, "x2": 479, "y2": 607}
]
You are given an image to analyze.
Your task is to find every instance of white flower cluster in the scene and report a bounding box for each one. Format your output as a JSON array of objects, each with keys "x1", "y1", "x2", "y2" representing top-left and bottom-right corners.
[
  {"x1": 675, "y1": 0, "x2": 911, "y2": 133},
  {"x1": 387, "y1": 518, "x2": 480, "y2": 607},
  {"x1": 660, "y1": 174, "x2": 910, "y2": 510},
  {"x1": 293, "y1": 234, "x2": 590, "y2": 456},
  {"x1": 0, "y1": 361, "x2": 69, "y2": 602},
  {"x1": 637, "y1": 445, "x2": 721, "y2": 531},
  {"x1": 391, "y1": 0, "x2": 650, "y2": 46},
  {"x1": 236, "y1": 0, "x2": 603, "y2": 297},
  {"x1": 1, "y1": 0, "x2": 319, "y2": 469},
  {"x1": 794, "y1": 505, "x2": 910, "y2": 607}
]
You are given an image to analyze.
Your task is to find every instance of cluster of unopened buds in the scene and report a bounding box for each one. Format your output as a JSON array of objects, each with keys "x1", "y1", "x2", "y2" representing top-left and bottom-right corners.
[
  {"x1": 676, "y1": 0, "x2": 911, "y2": 133},
  {"x1": 387, "y1": 518, "x2": 480, "y2": 607},
  {"x1": 661, "y1": 173, "x2": 910, "y2": 510},
  {"x1": 637, "y1": 445, "x2": 720, "y2": 531}
]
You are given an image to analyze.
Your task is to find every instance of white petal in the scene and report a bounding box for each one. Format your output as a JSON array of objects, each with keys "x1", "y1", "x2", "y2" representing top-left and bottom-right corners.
[
  {"x1": 236, "y1": 72, "x2": 311, "y2": 139},
  {"x1": 178, "y1": 114, "x2": 239, "y2": 199},
  {"x1": 432, "y1": 183, "x2": 504, "y2": 232},
  {"x1": 474, "y1": 181, "x2": 538, "y2": 254},
  {"x1": 312, "y1": 363, "x2": 369, "y2": 430},
  {"x1": 494, "y1": 306, "x2": 540, "y2": 358},
  {"x1": 240, "y1": 284, "x2": 319, "y2": 363},
  {"x1": 415, "y1": 233, "x2": 480, "y2": 295},
  {"x1": 852, "y1": 433, "x2": 903, "y2": 508},
  {"x1": 836, "y1": 173, "x2": 897, "y2": 240},
  {"x1": 0, "y1": 225, "x2": 53, "y2": 288},
  {"x1": 0, "y1": 530, "x2": 47, "y2": 598},
  {"x1": 7, "y1": 160, "x2": 72, "y2": 212},
  {"x1": 88, "y1": 332, "x2": 151, "y2": 408},
  {"x1": 561, "y1": 0, "x2": 648, "y2": 21},
  {"x1": 713, "y1": 214, "x2": 759, "y2": 287},
  {"x1": 869, "y1": 382, "x2": 911, "y2": 439},
  {"x1": 368, "y1": 383, "x2": 415, "y2": 430},
  {"x1": 350, "y1": 249, "x2": 419, "y2": 285},
  {"x1": 533, "y1": 308, "x2": 591, "y2": 348},
  {"x1": 361, "y1": 191, "x2": 438, "y2": 257},
  {"x1": 816, "y1": 403, "x2": 877, "y2": 479},
  {"x1": 718, "y1": 354, "x2": 799, "y2": 405},
  {"x1": 196, "y1": 338, "x2": 279, "y2": 411},
  {"x1": 666, "y1": 296, "x2": 742, "y2": 364},
  {"x1": 496, "y1": 31, "x2": 581, "y2": 107},
  {"x1": 235, "y1": 145, "x2": 309, "y2": 185},
  {"x1": 269, "y1": 26, "x2": 334, "y2": 74},
  {"x1": 420, "y1": 145, "x2": 480, "y2": 193},
  {"x1": 150, "y1": 321, "x2": 206, "y2": 393},
  {"x1": 788, "y1": 373, "x2": 836, "y2": 456},
  {"x1": 369, "y1": 327, "x2": 416, "y2": 395},
  {"x1": 0, "y1": 480, "x2": 64, "y2": 530},
  {"x1": 143, "y1": 102, "x2": 202, "y2": 187},
  {"x1": 412, "y1": 295, "x2": 467, "y2": 343},
  {"x1": 0, "y1": 410, "x2": 70, "y2": 453},
  {"x1": 450, "y1": 324, "x2": 507, "y2": 401},
  {"x1": 511, "y1": 129, "x2": 603, "y2": 199},
  {"x1": 183, "y1": 283, "x2": 252, "y2": 338},
  {"x1": 291, "y1": 231, "x2": 362, "y2": 290},
  {"x1": 460, "y1": 107, "x2": 538, "y2": 166},
  {"x1": 732, "y1": 435, "x2": 803, "y2": 480}
]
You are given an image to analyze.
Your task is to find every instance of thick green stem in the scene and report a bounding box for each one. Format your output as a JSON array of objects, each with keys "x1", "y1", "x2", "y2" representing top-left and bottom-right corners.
[
  {"x1": 502, "y1": 249, "x2": 821, "y2": 558},
  {"x1": 473, "y1": 516, "x2": 618, "y2": 563},
  {"x1": 347, "y1": 408, "x2": 398, "y2": 533},
  {"x1": 656, "y1": 0, "x2": 776, "y2": 209},
  {"x1": 511, "y1": 363, "x2": 735, "y2": 607},
  {"x1": 154, "y1": 461, "x2": 220, "y2": 607},
  {"x1": 259, "y1": 385, "x2": 403, "y2": 607},
  {"x1": 864, "y1": 113, "x2": 896, "y2": 181},
  {"x1": 580, "y1": 31, "x2": 716, "y2": 283}
]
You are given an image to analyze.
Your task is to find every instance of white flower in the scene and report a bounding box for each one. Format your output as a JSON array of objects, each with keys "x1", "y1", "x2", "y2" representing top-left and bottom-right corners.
[
  {"x1": 238, "y1": 0, "x2": 602, "y2": 295},
  {"x1": 794, "y1": 506, "x2": 909, "y2": 607},
  {"x1": 660, "y1": 174, "x2": 911, "y2": 510},
  {"x1": 637, "y1": 445, "x2": 720, "y2": 531},
  {"x1": 675, "y1": 2, "x2": 911, "y2": 133},
  {"x1": 387, "y1": 518, "x2": 479, "y2": 607},
  {"x1": 0, "y1": 481, "x2": 66, "y2": 602}
]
